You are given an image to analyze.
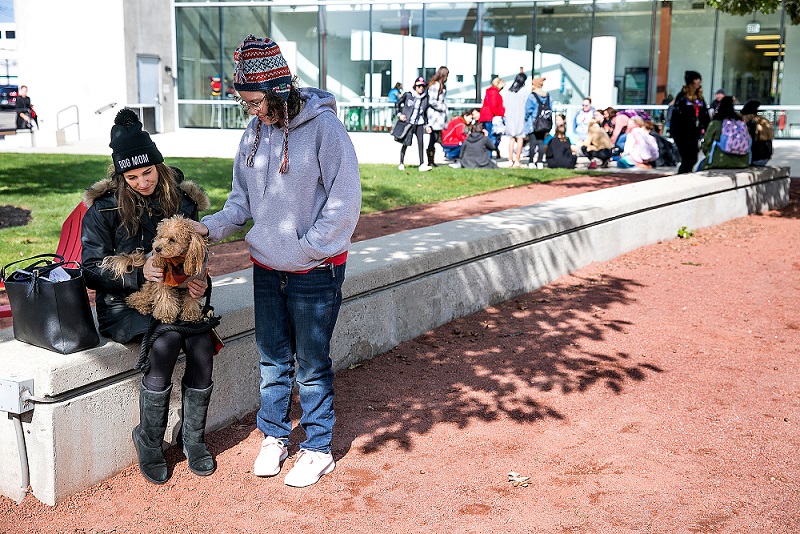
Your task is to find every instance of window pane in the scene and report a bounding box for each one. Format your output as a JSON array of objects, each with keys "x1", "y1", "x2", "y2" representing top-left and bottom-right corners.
[
  {"x1": 782, "y1": 17, "x2": 799, "y2": 136},
  {"x1": 481, "y1": 3, "x2": 534, "y2": 102},
  {"x1": 594, "y1": 0, "x2": 653, "y2": 105},
  {"x1": 271, "y1": 6, "x2": 319, "y2": 88},
  {"x1": 424, "y1": 3, "x2": 478, "y2": 103},
  {"x1": 665, "y1": 1, "x2": 715, "y2": 102},
  {"x1": 536, "y1": 1, "x2": 593, "y2": 105},
  {"x1": 372, "y1": 3, "x2": 424, "y2": 92},
  {"x1": 321, "y1": 4, "x2": 371, "y2": 102},
  {"x1": 713, "y1": 10, "x2": 783, "y2": 104}
]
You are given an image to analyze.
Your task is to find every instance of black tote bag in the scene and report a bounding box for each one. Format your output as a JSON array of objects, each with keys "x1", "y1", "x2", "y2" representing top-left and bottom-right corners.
[
  {"x1": 391, "y1": 120, "x2": 413, "y2": 145},
  {"x1": 1, "y1": 254, "x2": 99, "y2": 354}
]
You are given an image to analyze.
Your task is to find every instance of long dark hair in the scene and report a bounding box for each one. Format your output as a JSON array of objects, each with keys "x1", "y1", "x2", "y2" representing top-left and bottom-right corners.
[
  {"x1": 111, "y1": 163, "x2": 181, "y2": 236},
  {"x1": 714, "y1": 96, "x2": 740, "y2": 121}
]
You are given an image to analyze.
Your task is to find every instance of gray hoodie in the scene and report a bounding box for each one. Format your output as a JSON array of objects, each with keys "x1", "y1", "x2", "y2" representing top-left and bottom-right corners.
[{"x1": 201, "y1": 88, "x2": 362, "y2": 272}]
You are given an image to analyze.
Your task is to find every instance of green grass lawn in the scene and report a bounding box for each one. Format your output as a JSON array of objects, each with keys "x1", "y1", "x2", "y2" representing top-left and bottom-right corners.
[{"x1": 0, "y1": 153, "x2": 588, "y2": 268}]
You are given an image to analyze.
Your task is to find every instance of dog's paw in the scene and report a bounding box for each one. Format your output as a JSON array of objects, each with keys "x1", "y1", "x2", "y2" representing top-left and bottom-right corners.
[
  {"x1": 126, "y1": 292, "x2": 153, "y2": 316},
  {"x1": 152, "y1": 306, "x2": 179, "y2": 324}
]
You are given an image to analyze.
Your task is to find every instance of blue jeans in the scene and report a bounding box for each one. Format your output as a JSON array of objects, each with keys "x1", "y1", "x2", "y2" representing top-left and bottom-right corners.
[{"x1": 253, "y1": 263, "x2": 345, "y2": 453}]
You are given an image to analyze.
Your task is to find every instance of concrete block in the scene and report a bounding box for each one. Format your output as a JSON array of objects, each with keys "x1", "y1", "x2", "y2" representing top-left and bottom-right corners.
[{"x1": 0, "y1": 166, "x2": 790, "y2": 504}]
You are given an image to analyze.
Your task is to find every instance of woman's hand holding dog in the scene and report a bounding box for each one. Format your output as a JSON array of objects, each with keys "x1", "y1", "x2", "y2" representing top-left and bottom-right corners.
[
  {"x1": 187, "y1": 278, "x2": 208, "y2": 299},
  {"x1": 142, "y1": 252, "x2": 206, "y2": 299},
  {"x1": 142, "y1": 256, "x2": 164, "y2": 283}
]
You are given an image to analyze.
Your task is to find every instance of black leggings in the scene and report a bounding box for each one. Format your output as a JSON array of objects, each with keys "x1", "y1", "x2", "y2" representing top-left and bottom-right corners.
[
  {"x1": 528, "y1": 131, "x2": 547, "y2": 164},
  {"x1": 675, "y1": 136, "x2": 700, "y2": 174},
  {"x1": 582, "y1": 146, "x2": 612, "y2": 163},
  {"x1": 142, "y1": 330, "x2": 214, "y2": 392},
  {"x1": 400, "y1": 125, "x2": 425, "y2": 165}
]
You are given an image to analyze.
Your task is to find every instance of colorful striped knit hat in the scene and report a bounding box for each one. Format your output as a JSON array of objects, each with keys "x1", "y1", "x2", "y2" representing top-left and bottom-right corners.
[{"x1": 233, "y1": 35, "x2": 292, "y2": 172}]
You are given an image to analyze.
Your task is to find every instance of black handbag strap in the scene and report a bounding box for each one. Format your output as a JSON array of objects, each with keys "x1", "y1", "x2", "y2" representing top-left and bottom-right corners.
[{"x1": 1, "y1": 253, "x2": 66, "y2": 280}]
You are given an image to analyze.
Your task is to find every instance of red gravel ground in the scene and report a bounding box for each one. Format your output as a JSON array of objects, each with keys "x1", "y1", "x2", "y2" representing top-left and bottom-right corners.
[{"x1": 1, "y1": 173, "x2": 799, "y2": 532}]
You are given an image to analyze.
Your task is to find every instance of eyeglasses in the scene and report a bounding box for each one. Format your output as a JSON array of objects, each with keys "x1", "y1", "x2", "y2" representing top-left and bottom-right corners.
[{"x1": 233, "y1": 92, "x2": 268, "y2": 114}]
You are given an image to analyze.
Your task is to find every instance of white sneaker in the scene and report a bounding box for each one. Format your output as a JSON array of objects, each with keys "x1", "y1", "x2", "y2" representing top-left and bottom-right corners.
[
  {"x1": 536, "y1": 162, "x2": 544, "y2": 169},
  {"x1": 398, "y1": 163, "x2": 405, "y2": 171},
  {"x1": 418, "y1": 163, "x2": 432, "y2": 172},
  {"x1": 284, "y1": 449, "x2": 336, "y2": 487},
  {"x1": 253, "y1": 436, "x2": 288, "y2": 477}
]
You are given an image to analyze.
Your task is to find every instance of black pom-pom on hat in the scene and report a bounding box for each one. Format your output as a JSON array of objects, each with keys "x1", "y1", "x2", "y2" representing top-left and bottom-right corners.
[{"x1": 109, "y1": 108, "x2": 164, "y2": 175}]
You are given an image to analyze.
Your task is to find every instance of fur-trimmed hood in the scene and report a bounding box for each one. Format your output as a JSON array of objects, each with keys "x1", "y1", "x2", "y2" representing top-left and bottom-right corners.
[{"x1": 83, "y1": 167, "x2": 210, "y2": 211}]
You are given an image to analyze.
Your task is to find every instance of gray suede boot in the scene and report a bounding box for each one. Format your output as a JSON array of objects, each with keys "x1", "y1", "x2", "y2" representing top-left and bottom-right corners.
[
  {"x1": 132, "y1": 383, "x2": 172, "y2": 485},
  {"x1": 179, "y1": 383, "x2": 216, "y2": 476}
]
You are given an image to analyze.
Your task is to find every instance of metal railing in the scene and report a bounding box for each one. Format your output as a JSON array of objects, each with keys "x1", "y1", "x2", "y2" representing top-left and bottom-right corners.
[{"x1": 56, "y1": 105, "x2": 80, "y2": 141}]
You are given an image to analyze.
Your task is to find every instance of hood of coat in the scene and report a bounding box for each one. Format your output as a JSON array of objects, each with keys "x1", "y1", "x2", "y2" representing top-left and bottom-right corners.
[
  {"x1": 465, "y1": 132, "x2": 487, "y2": 144},
  {"x1": 83, "y1": 167, "x2": 210, "y2": 210},
  {"x1": 286, "y1": 87, "x2": 337, "y2": 132}
]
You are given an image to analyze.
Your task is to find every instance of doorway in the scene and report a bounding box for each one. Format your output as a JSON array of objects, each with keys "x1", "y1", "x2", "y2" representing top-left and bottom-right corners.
[
  {"x1": 137, "y1": 55, "x2": 161, "y2": 133},
  {"x1": 720, "y1": 28, "x2": 782, "y2": 104}
]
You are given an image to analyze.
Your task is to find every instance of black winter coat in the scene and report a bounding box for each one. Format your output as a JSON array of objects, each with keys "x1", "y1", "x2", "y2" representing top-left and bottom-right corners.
[
  {"x1": 545, "y1": 137, "x2": 577, "y2": 169},
  {"x1": 81, "y1": 168, "x2": 210, "y2": 343},
  {"x1": 669, "y1": 90, "x2": 710, "y2": 144},
  {"x1": 395, "y1": 91, "x2": 429, "y2": 126}
]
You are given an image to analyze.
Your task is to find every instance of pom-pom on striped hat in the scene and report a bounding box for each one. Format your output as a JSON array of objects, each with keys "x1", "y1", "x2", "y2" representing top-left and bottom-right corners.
[{"x1": 233, "y1": 35, "x2": 292, "y2": 101}]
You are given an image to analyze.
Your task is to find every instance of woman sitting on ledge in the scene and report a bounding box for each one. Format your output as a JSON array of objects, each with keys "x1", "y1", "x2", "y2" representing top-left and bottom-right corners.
[{"x1": 699, "y1": 96, "x2": 751, "y2": 171}]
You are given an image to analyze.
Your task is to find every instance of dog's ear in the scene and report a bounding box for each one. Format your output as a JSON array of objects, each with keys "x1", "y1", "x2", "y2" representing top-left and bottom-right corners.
[
  {"x1": 100, "y1": 250, "x2": 148, "y2": 279},
  {"x1": 184, "y1": 231, "x2": 207, "y2": 276}
]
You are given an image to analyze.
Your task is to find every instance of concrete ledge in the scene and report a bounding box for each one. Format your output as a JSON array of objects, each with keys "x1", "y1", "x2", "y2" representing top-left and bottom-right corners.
[{"x1": 0, "y1": 166, "x2": 790, "y2": 505}]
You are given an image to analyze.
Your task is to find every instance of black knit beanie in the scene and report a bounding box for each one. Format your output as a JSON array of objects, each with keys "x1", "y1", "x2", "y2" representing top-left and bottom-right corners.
[
  {"x1": 109, "y1": 109, "x2": 164, "y2": 174},
  {"x1": 684, "y1": 70, "x2": 702, "y2": 86}
]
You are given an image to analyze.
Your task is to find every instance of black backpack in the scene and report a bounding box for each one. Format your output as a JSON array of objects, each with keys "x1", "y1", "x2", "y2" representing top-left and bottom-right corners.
[
  {"x1": 651, "y1": 132, "x2": 680, "y2": 167},
  {"x1": 533, "y1": 94, "x2": 553, "y2": 134}
]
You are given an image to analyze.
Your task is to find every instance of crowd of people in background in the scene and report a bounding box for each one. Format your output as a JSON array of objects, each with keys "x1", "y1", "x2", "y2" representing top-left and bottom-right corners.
[{"x1": 391, "y1": 67, "x2": 774, "y2": 173}]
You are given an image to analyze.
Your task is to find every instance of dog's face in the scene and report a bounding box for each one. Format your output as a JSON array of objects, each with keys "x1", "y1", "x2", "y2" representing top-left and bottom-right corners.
[
  {"x1": 152, "y1": 216, "x2": 196, "y2": 258},
  {"x1": 151, "y1": 215, "x2": 208, "y2": 276}
]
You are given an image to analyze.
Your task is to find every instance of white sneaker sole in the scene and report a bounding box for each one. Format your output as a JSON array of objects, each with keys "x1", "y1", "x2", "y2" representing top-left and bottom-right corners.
[
  {"x1": 284, "y1": 458, "x2": 336, "y2": 487},
  {"x1": 253, "y1": 449, "x2": 288, "y2": 477}
]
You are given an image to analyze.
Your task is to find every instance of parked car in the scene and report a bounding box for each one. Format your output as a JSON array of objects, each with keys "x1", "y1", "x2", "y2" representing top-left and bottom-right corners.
[{"x1": 1, "y1": 85, "x2": 18, "y2": 110}]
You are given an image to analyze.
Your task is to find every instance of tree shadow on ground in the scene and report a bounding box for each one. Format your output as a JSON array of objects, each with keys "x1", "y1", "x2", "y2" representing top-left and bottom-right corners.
[
  {"x1": 766, "y1": 177, "x2": 800, "y2": 220},
  {"x1": 330, "y1": 272, "x2": 662, "y2": 456}
]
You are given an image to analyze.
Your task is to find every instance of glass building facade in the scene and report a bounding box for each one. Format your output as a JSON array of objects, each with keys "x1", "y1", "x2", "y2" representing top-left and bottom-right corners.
[{"x1": 174, "y1": 0, "x2": 800, "y2": 137}]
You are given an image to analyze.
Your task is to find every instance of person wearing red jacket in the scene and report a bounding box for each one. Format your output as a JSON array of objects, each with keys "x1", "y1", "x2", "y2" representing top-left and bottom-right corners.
[
  {"x1": 479, "y1": 77, "x2": 506, "y2": 158},
  {"x1": 441, "y1": 109, "x2": 475, "y2": 160}
]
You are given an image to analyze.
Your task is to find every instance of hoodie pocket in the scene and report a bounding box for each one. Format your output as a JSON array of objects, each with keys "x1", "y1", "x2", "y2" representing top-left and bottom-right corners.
[{"x1": 245, "y1": 223, "x2": 313, "y2": 272}]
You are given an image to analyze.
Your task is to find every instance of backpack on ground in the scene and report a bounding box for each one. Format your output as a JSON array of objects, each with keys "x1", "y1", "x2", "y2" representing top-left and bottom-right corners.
[
  {"x1": 717, "y1": 119, "x2": 751, "y2": 155},
  {"x1": 533, "y1": 94, "x2": 553, "y2": 134}
]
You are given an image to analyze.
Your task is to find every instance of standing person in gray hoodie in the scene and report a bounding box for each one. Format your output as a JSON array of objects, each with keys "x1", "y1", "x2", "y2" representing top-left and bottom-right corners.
[{"x1": 191, "y1": 35, "x2": 361, "y2": 488}]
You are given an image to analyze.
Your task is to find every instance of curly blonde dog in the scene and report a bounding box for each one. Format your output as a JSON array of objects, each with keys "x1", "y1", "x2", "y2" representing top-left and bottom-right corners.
[{"x1": 101, "y1": 215, "x2": 208, "y2": 323}]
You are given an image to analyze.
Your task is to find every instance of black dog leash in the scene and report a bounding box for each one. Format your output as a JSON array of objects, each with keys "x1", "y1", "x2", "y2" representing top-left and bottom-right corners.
[{"x1": 135, "y1": 276, "x2": 221, "y2": 373}]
